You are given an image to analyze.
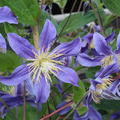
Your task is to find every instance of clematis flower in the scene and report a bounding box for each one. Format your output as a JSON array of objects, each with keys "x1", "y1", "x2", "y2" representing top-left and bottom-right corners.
[
  {"x1": 73, "y1": 93, "x2": 102, "y2": 120},
  {"x1": 0, "y1": 92, "x2": 23, "y2": 118},
  {"x1": 77, "y1": 32, "x2": 117, "y2": 67},
  {"x1": 0, "y1": 19, "x2": 80, "y2": 103},
  {"x1": 101, "y1": 78, "x2": 120, "y2": 101},
  {"x1": 0, "y1": 83, "x2": 41, "y2": 118},
  {"x1": 81, "y1": 32, "x2": 115, "y2": 53},
  {"x1": 56, "y1": 93, "x2": 102, "y2": 120},
  {"x1": 0, "y1": 6, "x2": 18, "y2": 53},
  {"x1": 89, "y1": 64, "x2": 119, "y2": 103},
  {"x1": 0, "y1": 6, "x2": 18, "y2": 24},
  {"x1": 0, "y1": 34, "x2": 6, "y2": 53}
]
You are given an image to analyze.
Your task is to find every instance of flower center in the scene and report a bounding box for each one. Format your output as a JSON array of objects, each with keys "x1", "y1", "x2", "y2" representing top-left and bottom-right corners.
[
  {"x1": 91, "y1": 77, "x2": 113, "y2": 103},
  {"x1": 116, "y1": 54, "x2": 120, "y2": 66},
  {"x1": 89, "y1": 40, "x2": 94, "y2": 48},
  {"x1": 27, "y1": 51, "x2": 63, "y2": 82},
  {"x1": 101, "y1": 55, "x2": 114, "y2": 67}
]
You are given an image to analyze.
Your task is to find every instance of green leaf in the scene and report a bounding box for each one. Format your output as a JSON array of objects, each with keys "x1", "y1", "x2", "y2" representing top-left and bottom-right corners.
[
  {"x1": 58, "y1": 11, "x2": 96, "y2": 36},
  {"x1": 4, "y1": 23, "x2": 18, "y2": 34},
  {"x1": 77, "y1": 106, "x2": 88, "y2": 116},
  {"x1": 95, "y1": 99, "x2": 120, "y2": 111},
  {"x1": 85, "y1": 67, "x2": 100, "y2": 78},
  {"x1": 103, "y1": 0, "x2": 120, "y2": 16},
  {"x1": 0, "y1": 0, "x2": 40, "y2": 25},
  {"x1": 39, "y1": 10, "x2": 58, "y2": 33},
  {"x1": 53, "y1": 0, "x2": 67, "y2": 8},
  {"x1": 0, "y1": 51, "x2": 22, "y2": 72},
  {"x1": 73, "y1": 80, "x2": 86, "y2": 103}
]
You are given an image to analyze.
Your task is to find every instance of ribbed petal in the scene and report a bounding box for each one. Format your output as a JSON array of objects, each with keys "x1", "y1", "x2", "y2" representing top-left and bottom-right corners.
[
  {"x1": 33, "y1": 75, "x2": 50, "y2": 103},
  {"x1": 110, "y1": 111, "x2": 120, "y2": 120},
  {"x1": 116, "y1": 33, "x2": 120, "y2": 53},
  {"x1": 0, "y1": 6, "x2": 18, "y2": 24},
  {"x1": 88, "y1": 105, "x2": 102, "y2": 120},
  {"x1": 77, "y1": 53, "x2": 102, "y2": 67},
  {"x1": 56, "y1": 102, "x2": 71, "y2": 115},
  {"x1": 25, "y1": 78, "x2": 35, "y2": 96},
  {"x1": 0, "y1": 95, "x2": 23, "y2": 118},
  {"x1": 73, "y1": 106, "x2": 102, "y2": 120},
  {"x1": 50, "y1": 38, "x2": 81, "y2": 58},
  {"x1": 105, "y1": 32, "x2": 115, "y2": 43},
  {"x1": 0, "y1": 64, "x2": 29, "y2": 86},
  {"x1": 54, "y1": 65, "x2": 79, "y2": 87},
  {"x1": 82, "y1": 33, "x2": 93, "y2": 46},
  {"x1": 15, "y1": 84, "x2": 23, "y2": 96},
  {"x1": 93, "y1": 32, "x2": 112, "y2": 55},
  {"x1": 0, "y1": 34, "x2": 6, "y2": 53},
  {"x1": 7, "y1": 33, "x2": 36, "y2": 59},
  {"x1": 40, "y1": 19, "x2": 57, "y2": 52},
  {"x1": 96, "y1": 64, "x2": 119, "y2": 78}
]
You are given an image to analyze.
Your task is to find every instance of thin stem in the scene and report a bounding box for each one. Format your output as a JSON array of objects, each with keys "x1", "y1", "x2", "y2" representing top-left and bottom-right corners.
[
  {"x1": 16, "y1": 107, "x2": 19, "y2": 120},
  {"x1": 62, "y1": 93, "x2": 87, "y2": 120},
  {"x1": 23, "y1": 81, "x2": 26, "y2": 120},
  {"x1": 57, "y1": 0, "x2": 78, "y2": 38},
  {"x1": 89, "y1": 0, "x2": 106, "y2": 36},
  {"x1": 47, "y1": 101, "x2": 51, "y2": 120},
  {"x1": 32, "y1": 26, "x2": 39, "y2": 50},
  {"x1": 62, "y1": 85, "x2": 72, "y2": 94},
  {"x1": 40, "y1": 101, "x2": 73, "y2": 120},
  {"x1": 78, "y1": 0, "x2": 83, "y2": 12}
]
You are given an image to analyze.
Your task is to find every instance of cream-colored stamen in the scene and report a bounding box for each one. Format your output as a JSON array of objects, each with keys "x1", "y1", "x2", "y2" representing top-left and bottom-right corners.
[
  {"x1": 101, "y1": 55, "x2": 114, "y2": 67},
  {"x1": 26, "y1": 51, "x2": 63, "y2": 82}
]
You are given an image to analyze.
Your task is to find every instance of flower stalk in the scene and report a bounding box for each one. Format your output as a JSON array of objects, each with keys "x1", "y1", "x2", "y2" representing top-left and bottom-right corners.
[
  {"x1": 32, "y1": 25, "x2": 39, "y2": 50},
  {"x1": 40, "y1": 101, "x2": 73, "y2": 120}
]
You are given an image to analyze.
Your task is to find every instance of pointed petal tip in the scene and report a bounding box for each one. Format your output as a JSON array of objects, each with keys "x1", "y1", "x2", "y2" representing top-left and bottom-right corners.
[{"x1": 0, "y1": 6, "x2": 18, "y2": 24}]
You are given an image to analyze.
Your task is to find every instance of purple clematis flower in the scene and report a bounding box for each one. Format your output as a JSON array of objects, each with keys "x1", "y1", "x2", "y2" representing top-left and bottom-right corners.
[
  {"x1": 0, "y1": 34, "x2": 6, "y2": 53},
  {"x1": 0, "y1": 92, "x2": 23, "y2": 118},
  {"x1": 0, "y1": 83, "x2": 41, "y2": 118},
  {"x1": 0, "y1": 6, "x2": 18, "y2": 24},
  {"x1": 73, "y1": 93, "x2": 102, "y2": 120},
  {"x1": 56, "y1": 93, "x2": 102, "y2": 120},
  {"x1": 89, "y1": 64, "x2": 119, "y2": 103},
  {"x1": 0, "y1": 6, "x2": 18, "y2": 53},
  {"x1": 81, "y1": 32, "x2": 115, "y2": 53},
  {"x1": 101, "y1": 78, "x2": 120, "y2": 101},
  {"x1": 0, "y1": 19, "x2": 80, "y2": 103},
  {"x1": 77, "y1": 32, "x2": 117, "y2": 67}
]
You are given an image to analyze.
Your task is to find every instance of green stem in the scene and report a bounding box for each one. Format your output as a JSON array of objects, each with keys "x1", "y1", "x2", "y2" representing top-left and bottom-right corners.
[
  {"x1": 32, "y1": 26, "x2": 39, "y2": 50},
  {"x1": 57, "y1": 0, "x2": 78, "y2": 38},
  {"x1": 63, "y1": 93, "x2": 87, "y2": 120},
  {"x1": 89, "y1": 0, "x2": 106, "y2": 36}
]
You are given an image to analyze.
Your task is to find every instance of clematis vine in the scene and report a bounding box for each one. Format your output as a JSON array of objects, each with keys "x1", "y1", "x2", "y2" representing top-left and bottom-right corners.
[{"x1": 0, "y1": 19, "x2": 81, "y2": 103}]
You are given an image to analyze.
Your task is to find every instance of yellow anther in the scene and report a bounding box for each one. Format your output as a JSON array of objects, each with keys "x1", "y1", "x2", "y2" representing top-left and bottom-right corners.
[
  {"x1": 89, "y1": 40, "x2": 94, "y2": 48},
  {"x1": 26, "y1": 50, "x2": 63, "y2": 82},
  {"x1": 101, "y1": 55, "x2": 114, "y2": 67},
  {"x1": 92, "y1": 77, "x2": 114, "y2": 103}
]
